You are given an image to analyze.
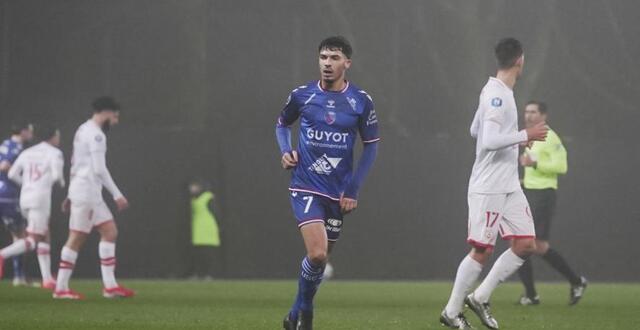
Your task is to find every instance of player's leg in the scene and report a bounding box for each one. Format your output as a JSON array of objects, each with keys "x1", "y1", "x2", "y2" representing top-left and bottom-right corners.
[
  {"x1": 284, "y1": 191, "x2": 329, "y2": 329},
  {"x1": 441, "y1": 193, "x2": 501, "y2": 329},
  {"x1": 23, "y1": 207, "x2": 55, "y2": 288},
  {"x1": 94, "y1": 206, "x2": 135, "y2": 298},
  {"x1": 468, "y1": 191, "x2": 535, "y2": 329},
  {"x1": 0, "y1": 205, "x2": 31, "y2": 281},
  {"x1": 37, "y1": 232, "x2": 55, "y2": 289},
  {"x1": 517, "y1": 188, "x2": 547, "y2": 304},
  {"x1": 54, "y1": 201, "x2": 92, "y2": 299}
]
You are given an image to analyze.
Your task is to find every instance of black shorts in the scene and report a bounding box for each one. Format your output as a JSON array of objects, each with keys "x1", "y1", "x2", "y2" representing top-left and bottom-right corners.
[{"x1": 523, "y1": 188, "x2": 556, "y2": 241}]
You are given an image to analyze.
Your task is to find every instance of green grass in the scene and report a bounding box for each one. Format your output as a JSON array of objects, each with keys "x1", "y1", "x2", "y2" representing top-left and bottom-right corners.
[{"x1": 0, "y1": 280, "x2": 639, "y2": 329}]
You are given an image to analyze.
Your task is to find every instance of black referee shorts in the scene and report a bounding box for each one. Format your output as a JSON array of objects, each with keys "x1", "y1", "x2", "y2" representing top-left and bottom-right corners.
[{"x1": 524, "y1": 188, "x2": 557, "y2": 241}]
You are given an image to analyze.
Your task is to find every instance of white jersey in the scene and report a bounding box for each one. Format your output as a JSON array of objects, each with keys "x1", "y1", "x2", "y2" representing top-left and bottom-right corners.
[
  {"x1": 8, "y1": 142, "x2": 64, "y2": 210},
  {"x1": 68, "y1": 119, "x2": 122, "y2": 203},
  {"x1": 468, "y1": 77, "x2": 525, "y2": 194}
]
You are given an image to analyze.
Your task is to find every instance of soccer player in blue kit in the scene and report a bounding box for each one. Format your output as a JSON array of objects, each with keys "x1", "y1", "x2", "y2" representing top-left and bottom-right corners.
[
  {"x1": 276, "y1": 36, "x2": 379, "y2": 330},
  {"x1": 0, "y1": 122, "x2": 34, "y2": 284}
]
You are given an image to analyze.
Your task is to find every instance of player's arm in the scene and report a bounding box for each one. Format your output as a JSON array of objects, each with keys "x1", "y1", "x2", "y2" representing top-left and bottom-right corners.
[
  {"x1": 7, "y1": 155, "x2": 24, "y2": 185},
  {"x1": 89, "y1": 134, "x2": 128, "y2": 210},
  {"x1": 275, "y1": 89, "x2": 302, "y2": 169},
  {"x1": 0, "y1": 143, "x2": 11, "y2": 172},
  {"x1": 535, "y1": 135, "x2": 568, "y2": 175},
  {"x1": 342, "y1": 95, "x2": 380, "y2": 213},
  {"x1": 52, "y1": 152, "x2": 66, "y2": 188},
  {"x1": 482, "y1": 96, "x2": 547, "y2": 151}
]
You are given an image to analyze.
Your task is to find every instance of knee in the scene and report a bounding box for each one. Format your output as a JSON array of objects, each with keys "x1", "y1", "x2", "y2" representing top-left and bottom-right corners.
[
  {"x1": 307, "y1": 249, "x2": 328, "y2": 266},
  {"x1": 535, "y1": 240, "x2": 549, "y2": 254},
  {"x1": 513, "y1": 238, "x2": 537, "y2": 256},
  {"x1": 99, "y1": 225, "x2": 118, "y2": 242},
  {"x1": 470, "y1": 247, "x2": 493, "y2": 265}
]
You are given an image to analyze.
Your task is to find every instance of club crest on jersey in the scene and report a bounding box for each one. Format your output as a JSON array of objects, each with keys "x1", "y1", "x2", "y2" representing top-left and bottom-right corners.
[
  {"x1": 309, "y1": 154, "x2": 342, "y2": 175},
  {"x1": 325, "y1": 111, "x2": 337, "y2": 125},
  {"x1": 347, "y1": 97, "x2": 357, "y2": 111},
  {"x1": 326, "y1": 99, "x2": 336, "y2": 109},
  {"x1": 491, "y1": 97, "x2": 503, "y2": 107}
]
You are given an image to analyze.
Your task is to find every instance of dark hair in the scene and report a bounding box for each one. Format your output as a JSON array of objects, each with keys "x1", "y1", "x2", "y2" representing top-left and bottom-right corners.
[
  {"x1": 318, "y1": 36, "x2": 353, "y2": 59},
  {"x1": 92, "y1": 96, "x2": 121, "y2": 113},
  {"x1": 11, "y1": 121, "x2": 33, "y2": 135},
  {"x1": 494, "y1": 38, "x2": 523, "y2": 69},
  {"x1": 526, "y1": 100, "x2": 548, "y2": 114},
  {"x1": 38, "y1": 125, "x2": 60, "y2": 141}
]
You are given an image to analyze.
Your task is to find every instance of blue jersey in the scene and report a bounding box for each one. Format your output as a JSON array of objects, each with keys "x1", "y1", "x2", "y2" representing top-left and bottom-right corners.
[
  {"x1": 277, "y1": 80, "x2": 380, "y2": 200},
  {"x1": 0, "y1": 138, "x2": 23, "y2": 200}
]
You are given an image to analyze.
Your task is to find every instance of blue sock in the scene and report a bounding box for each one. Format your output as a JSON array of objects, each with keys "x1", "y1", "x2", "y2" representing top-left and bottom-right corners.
[
  {"x1": 12, "y1": 256, "x2": 23, "y2": 279},
  {"x1": 289, "y1": 257, "x2": 325, "y2": 319}
]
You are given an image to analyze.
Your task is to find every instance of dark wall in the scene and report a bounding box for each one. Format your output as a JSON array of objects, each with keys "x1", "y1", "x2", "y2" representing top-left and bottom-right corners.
[{"x1": 0, "y1": 0, "x2": 638, "y2": 280}]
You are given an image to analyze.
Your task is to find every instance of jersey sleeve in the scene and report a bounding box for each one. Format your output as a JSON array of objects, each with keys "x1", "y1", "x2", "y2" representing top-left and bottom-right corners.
[
  {"x1": 7, "y1": 154, "x2": 24, "y2": 184},
  {"x1": 537, "y1": 132, "x2": 568, "y2": 175},
  {"x1": 277, "y1": 89, "x2": 302, "y2": 128},
  {"x1": 358, "y1": 93, "x2": 380, "y2": 143},
  {"x1": 52, "y1": 150, "x2": 66, "y2": 187},
  {"x1": 89, "y1": 132, "x2": 107, "y2": 153},
  {"x1": 483, "y1": 94, "x2": 507, "y2": 125},
  {"x1": 0, "y1": 141, "x2": 11, "y2": 163}
]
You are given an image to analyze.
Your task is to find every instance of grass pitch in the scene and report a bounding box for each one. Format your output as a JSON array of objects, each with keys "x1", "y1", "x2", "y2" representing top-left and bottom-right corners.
[{"x1": 0, "y1": 280, "x2": 638, "y2": 329}]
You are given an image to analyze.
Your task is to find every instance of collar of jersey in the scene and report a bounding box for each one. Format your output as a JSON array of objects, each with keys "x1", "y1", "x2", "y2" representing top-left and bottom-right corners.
[{"x1": 316, "y1": 80, "x2": 350, "y2": 93}]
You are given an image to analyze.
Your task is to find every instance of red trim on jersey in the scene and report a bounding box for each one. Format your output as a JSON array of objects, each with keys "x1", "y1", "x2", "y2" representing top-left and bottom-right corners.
[
  {"x1": 502, "y1": 235, "x2": 536, "y2": 240},
  {"x1": 467, "y1": 239, "x2": 494, "y2": 249},
  {"x1": 289, "y1": 188, "x2": 340, "y2": 201}
]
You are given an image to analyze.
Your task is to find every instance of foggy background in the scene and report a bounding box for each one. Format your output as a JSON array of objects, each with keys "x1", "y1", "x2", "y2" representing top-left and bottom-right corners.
[{"x1": 0, "y1": 0, "x2": 638, "y2": 281}]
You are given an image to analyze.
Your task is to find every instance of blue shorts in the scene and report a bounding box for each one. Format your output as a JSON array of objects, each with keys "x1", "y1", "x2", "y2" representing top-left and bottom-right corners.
[
  {"x1": 0, "y1": 201, "x2": 26, "y2": 234},
  {"x1": 289, "y1": 190, "x2": 343, "y2": 242}
]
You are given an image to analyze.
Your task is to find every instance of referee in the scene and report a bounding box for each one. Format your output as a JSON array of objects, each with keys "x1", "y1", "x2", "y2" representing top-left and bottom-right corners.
[{"x1": 517, "y1": 101, "x2": 587, "y2": 306}]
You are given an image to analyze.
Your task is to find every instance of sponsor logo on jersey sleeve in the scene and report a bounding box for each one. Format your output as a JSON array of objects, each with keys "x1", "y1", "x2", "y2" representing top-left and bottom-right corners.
[
  {"x1": 491, "y1": 97, "x2": 503, "y2": 107},
  {"x1": 95, "y1": 135, "x2": 103, "y2": 142},
  {"x1": 366, "y1": 109, "x2": 378, "y2": 126}
]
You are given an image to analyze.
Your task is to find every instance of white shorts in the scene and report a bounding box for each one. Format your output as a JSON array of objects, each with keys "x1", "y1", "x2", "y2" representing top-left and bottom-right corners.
[
  {"x1": 467, "y1": 189, "x2": 535, "y2": 248},
  {"x1": 69, "y1": 199, "x2": 114, "y2": 234},
  {"x1": 22, "y1": 207, "x2": 51, "y2": 236}
]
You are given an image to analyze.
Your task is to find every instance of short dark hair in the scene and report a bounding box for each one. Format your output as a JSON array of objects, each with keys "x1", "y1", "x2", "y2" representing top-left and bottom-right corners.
[
  {"x1": 526, "y1": 100, "x2": 548, "y2": 114},
  {"x1": 38, "y1": 125, "x2": 60, "y2": 141},
  {"x1": 494, "y1": 38, "x2": 523, "y2": 69},
  {"x1": 92, "y1": 96, "x2": 121, "y2": 113},
  {"x1": 318, "y1": 36, "x2": 353, "y2": 59},
  {"x1": 11, "y1": 121, "x2": 33, "y2": 135}
]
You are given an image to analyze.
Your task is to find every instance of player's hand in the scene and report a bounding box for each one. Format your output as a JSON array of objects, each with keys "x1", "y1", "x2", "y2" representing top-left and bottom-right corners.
[
  {"x1": 340, "y1": 195, "x2": 358, "y2": 214},
  {"x1": 519, "y1": 153, "x2": 536, "y2": 167},
  {"x1": 525, "y1": 121, "x2": 548, "y2": 142},
  {"x1": 281, "y1": 151, "x2": 299, "y2": 170},
  {"x1": 61, "y1": 198, "x2": 71, "y2": 214},
  {"x1": 115, "y1": 197, "x2": 129, "y2": 212}
]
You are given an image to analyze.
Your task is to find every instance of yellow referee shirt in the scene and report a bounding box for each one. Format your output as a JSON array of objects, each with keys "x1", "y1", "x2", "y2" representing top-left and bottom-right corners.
[{"x1": 523, "y1": 127, "x2": 567, "y2": 190}]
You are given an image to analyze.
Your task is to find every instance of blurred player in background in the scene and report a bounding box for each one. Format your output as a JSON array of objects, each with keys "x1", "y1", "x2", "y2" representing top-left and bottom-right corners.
[
  {"x1": 53, "y1": 96, "x2": 134, "y2": 299},
  {"x1": 440, "y1": 38, "x2": 548, "y2": 329},
  {"x1": 188, "y1": 178, "x2": 221, "y2": 279},
  {"x1": 276, "y1": 36, "x2": 379, "y2": 330},
  {"x1": 0, "y1": 126, "x2": 64, "y2": 289},
  {"x1": 0, "y1": 122, "x2": 34, "y2": 286},
  {"x1": 517, "y1": 101, "x2": 587, "y2": 305}
]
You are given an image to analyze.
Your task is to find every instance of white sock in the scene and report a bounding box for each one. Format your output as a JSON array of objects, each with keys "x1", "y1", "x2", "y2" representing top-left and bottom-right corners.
[
  {"x1": 0, "y1": 237, "x2": 35, "y2": 259},
  {"x1": 37, "y1": 242, "x2": 53, "y2": 282},
  {"x1": 99, "y1": 241, "x2": 118, "y2": 289},
  {"x1": 473, "y1": 248, "x2": 525, "y2": 303},
  {"x1": 445, "y1": 255, "x2": 483, "y2": 317},
  {"x1": 55, "y1": 246, "x2": 78, "y2": 292}
]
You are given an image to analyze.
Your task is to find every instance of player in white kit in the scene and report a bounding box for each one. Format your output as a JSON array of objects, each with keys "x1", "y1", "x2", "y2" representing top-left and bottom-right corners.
[
  {"x1": 439, "y1": 38, "x2": 548, "y2": 329},
  {"x1": 0, "y1": 126, "x2": 64, "y2": 289},
  {"x1": 53, "y1": 96, "x2": 134, "y2": 299}
]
